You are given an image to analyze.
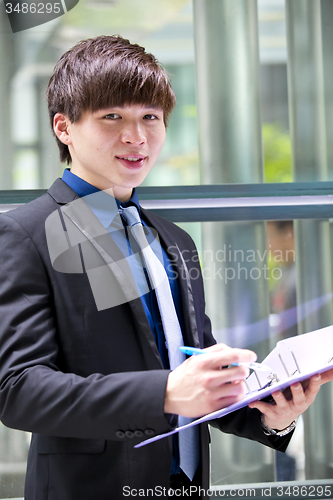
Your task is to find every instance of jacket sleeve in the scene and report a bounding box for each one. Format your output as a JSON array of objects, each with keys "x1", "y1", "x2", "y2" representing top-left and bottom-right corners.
[
  {"x1": 210, "y1": 405, "x2": 293, "y2": 452},
  {"x1": 0, "y1": 214, "x2": 172, "y2": 441}
]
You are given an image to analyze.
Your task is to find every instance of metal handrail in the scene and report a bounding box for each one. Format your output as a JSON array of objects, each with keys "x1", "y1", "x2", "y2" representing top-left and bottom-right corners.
[{"x1": 1, "y1": 182, "x2": 333, "y2": 221}]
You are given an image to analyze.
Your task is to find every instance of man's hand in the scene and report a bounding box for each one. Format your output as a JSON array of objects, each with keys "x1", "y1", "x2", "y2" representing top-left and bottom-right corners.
[
  {"x1": 164, "y1": 343, "x2": 257, "y2": 418},
  {"x1": 249, "y1": 367, "x2": 333, "y2": 431},
  {"x1": 319, "y1": 367, "x2": 333, "y2": 385}
]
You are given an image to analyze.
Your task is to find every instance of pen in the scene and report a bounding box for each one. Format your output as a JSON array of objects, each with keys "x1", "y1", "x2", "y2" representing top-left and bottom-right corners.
[{"x1": 179, "y1": 346, "x2": 272, "y2": 372}]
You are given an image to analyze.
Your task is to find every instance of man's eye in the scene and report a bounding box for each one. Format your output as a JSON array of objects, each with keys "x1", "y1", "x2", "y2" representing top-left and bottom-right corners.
[
  {"x1": 144, "y1": 114, "x2": 158, "y2": 120},
  {"x1": 104, "y1": 113, "x2": 120, "y2": 120}
]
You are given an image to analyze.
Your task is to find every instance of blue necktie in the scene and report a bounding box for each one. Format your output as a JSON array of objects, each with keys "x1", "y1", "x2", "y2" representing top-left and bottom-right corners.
[{"x1": 120, "y1": 205, "x2": 199, "y2": 480}]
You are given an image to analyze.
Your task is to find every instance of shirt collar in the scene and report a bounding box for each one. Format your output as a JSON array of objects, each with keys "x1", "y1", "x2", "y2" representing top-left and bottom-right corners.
[{"x1": 61, "y1": 168, "x2": 141, "y2": 228}]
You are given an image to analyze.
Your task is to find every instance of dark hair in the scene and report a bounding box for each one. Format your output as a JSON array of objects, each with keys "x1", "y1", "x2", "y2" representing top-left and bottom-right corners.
[
  {"x1": 274, "y1": 220, "x2": 294, "y2": 232},
  {"x1": 47, "y1": 35, "x2": 176, "y2": 164}
]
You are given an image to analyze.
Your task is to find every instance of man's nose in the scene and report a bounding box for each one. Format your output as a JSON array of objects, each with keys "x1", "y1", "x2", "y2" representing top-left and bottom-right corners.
[{"x1": 120, "y1": 123, "x2": 147, "y2": 145}]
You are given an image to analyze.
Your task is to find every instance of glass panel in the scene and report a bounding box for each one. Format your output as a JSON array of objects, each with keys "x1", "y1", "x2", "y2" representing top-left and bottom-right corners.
[
  {"x1": 178, "y1": 218, "x2": 333, "y2": 488},
  {"x1": 0, "y1": 0, "x2": 199, "y2": 191},
  {"x1": 0, "y1": 425, "x2": 29, "y2": 499}
]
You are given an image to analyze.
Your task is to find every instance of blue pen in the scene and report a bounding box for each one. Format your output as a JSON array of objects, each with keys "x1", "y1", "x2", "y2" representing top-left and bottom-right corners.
[{"x1": 179, "y1": 346, "x2": 271, "y2": 372}]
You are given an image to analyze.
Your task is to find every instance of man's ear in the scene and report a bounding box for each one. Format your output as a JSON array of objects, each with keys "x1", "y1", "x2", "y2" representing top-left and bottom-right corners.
[{"x1": 53, "y1": 113, "x2": 72, "y2": 145}]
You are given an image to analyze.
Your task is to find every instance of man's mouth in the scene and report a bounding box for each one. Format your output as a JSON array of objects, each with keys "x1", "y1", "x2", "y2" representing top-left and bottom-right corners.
[
  {"x1": 116, "y1": 155, "x2": 147, "y2": 168},
  {"x1": 120, "y1": 157, "x2": 143, "y2": 162}
]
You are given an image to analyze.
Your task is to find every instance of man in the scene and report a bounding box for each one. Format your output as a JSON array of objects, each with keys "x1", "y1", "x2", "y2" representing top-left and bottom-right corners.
[{"x1": 0, "y1": 36, "x2": 331, "y2": 500}]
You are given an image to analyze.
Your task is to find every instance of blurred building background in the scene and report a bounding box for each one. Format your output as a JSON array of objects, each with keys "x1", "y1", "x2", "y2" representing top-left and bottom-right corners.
[
  {"x1": 0, "y1": 0, "x2": 291, "y2": 192},
  {"x1": 1, "y1": 0, "x2": 333, "y2": 498}
]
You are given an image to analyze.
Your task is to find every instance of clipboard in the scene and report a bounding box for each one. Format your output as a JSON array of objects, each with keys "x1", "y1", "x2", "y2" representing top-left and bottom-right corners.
[{"x1": 134, "y1": 325, "x2": 333, "y2": 449}]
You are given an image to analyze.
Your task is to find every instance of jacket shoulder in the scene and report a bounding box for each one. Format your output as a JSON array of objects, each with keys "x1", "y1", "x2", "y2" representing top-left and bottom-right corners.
[{"x1": 0, "y1": 179, "x2": 76, "y2": 231}]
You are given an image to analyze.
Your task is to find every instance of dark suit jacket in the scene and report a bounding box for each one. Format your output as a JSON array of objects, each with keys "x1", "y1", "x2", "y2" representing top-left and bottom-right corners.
[{"x1": 0, "y1": 179, "x2": 290, "y2": 500}]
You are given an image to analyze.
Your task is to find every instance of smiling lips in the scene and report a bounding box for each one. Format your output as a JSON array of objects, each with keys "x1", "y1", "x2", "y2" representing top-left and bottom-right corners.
[{"x1": 116, "y1": 155, "x2": 147, "y2": 168}]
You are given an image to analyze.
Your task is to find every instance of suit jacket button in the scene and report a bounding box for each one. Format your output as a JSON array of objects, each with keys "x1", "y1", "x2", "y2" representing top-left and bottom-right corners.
[
  {"x1": 134, "y1": 430, "x2": 143, "y2": 437},
  {"x1": 144, "y1": 429, "x2": 154, "y2": 436},
  {"x1": 116, "y1": 431, "x2": 125, "y2": 439},
  {"x1": 125, "y1": 430, "x2": 134, "y2": 438}
]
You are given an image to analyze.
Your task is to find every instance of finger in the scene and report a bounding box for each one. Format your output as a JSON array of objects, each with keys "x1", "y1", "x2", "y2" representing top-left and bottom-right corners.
[
  {"x1": 196, "y1": 380, "x2": 247, "y2": 416},
  {"x1": 307, "y1": 374, "x2": 321, "y2": 390},
  {"x1": 201, "y1": 343, "x2": 229, "y2": 354},
  {"x1": 216, "y1": 395, "x2": 245, "y2": 409},
  {"x1": 320, "y1": 368, "x2": 333, "y2": 385},
  {"x1": 202, "y1": 390, "x2": 247, "y2": 415},
  {"x1": 286, "y1": 376, "x2": 321, "y2": 406},
  {"x1": 214, "y1": 379, "x2": 247, "y2": 401},
  {"x1": 201, "y1": 365, "x2": 250, "y2": 389},
  {"x1": 248, "y1": 399, "x2": 275, "y2": 414},
  {"x1": 269, "y1": 390, "x2": 290, "y2": 409},
  {"x1": 303, "y1": 374, "x2": 321, "y2": 399},
  {"x1": 195, "y1": 347, "x2": 257, "y2": 370}
]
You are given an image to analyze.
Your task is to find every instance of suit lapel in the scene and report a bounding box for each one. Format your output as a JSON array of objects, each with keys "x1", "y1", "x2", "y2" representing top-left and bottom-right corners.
[
  {"x1": 141, "y1": 208, "x2": 200, "y2": 349},
  {"x1": 47, "y1": 180, "x2": 163, "y2": 369}
]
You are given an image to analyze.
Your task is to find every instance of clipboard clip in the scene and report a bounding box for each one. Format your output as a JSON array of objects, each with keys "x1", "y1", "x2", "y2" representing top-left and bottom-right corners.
[
  {"x1": 276, "y1": 340, "x2": 301, "y2": 377},
  {"x1": 245, "y1": 370, "x2": 280, "y2": 395},
  {"x1": 247, "y1": 340, "x2": 301, "y2": 396}
]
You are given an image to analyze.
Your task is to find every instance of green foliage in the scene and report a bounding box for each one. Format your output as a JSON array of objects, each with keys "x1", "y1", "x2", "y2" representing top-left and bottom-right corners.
[
  {"x1": 263, "y1": 123, "x2": 293, "y2": 183},
  {"x1": 61, "y1": 0, "x2": 189, "y2": 31}
]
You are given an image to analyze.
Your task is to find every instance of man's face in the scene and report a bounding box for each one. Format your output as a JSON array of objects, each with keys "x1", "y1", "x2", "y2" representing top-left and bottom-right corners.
[{"x1": 54, "y1": 104, "x2": 166, "y2": 201}]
